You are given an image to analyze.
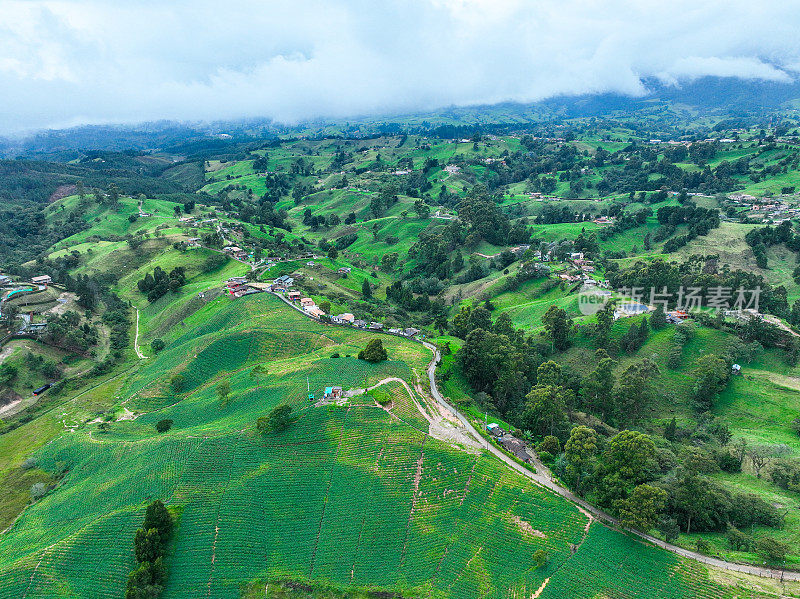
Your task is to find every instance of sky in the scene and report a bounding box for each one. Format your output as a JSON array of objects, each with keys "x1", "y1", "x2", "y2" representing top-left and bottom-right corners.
[{"x1": 1, "y1": 0, "x2": 800, "y2": 133}]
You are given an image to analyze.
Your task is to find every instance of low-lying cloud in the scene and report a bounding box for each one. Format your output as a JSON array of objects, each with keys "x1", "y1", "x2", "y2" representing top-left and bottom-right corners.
[{"x1": 1, "y1": 0, "x2": 799, "y2": 132}]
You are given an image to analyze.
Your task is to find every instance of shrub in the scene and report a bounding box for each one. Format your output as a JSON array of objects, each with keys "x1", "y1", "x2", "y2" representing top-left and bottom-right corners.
[
  {"x1": 694, "y1": 538, "x2": 712, "y2": 555},
  {"x1": 169, "y1": 374, "x2": 185, "y2": 394},
  {"x1": 151, "y1": 339, "x2": 166, "y2": 353},
  {"x1": 756, "y1": 537, "x2": 790, "y2": 562},
  {"x1": 537, "y1": 435, "x2": 561, "y2": 455},
  {"x1": 257, "y1": 404, "x2": 296, "y2": 433},
  {"x1": 155, "y1": 419, "x2": 173, "y2": 434},
  {"x1": 21, "y1": 457, "x2": 37, "y2": 470},
  {"x1": 537, "y1": 451, "x2": 555, "y2": 465},
  {"x1": 30, "y1": 482, "x2": 47, "y2": 500}
]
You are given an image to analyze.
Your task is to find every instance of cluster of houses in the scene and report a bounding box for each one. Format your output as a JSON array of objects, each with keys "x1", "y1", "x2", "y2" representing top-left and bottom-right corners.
[
  {"x1": 271, "y1": 275, "x2": 422, "y2": 338},
  {"x1": 178, "y1": 216, "x2": 217, "y2": 227},
  {"x1": 225, "y1": 277, "x2": 268, "y2": 298},
  {"x1": 556, "y1": 252, "x2": 608, "y2": 288},
  {"x1": 223, "y1": 245, "x2": 249, "y2": 261}
]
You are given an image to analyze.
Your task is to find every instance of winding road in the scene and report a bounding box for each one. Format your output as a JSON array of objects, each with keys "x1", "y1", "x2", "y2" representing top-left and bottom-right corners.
[{"x1": 420, "y1": 341, "x2": 800, "y2": 581}]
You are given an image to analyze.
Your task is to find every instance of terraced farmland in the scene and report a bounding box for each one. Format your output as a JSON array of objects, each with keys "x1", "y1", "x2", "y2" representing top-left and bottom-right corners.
[{"x1": 0, "y1": 294, "x2": 790, "y2": 598}]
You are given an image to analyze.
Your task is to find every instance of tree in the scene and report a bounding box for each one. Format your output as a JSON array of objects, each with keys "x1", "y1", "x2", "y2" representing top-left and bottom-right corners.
[
  {"x1": 614, "y1": 358, "x2": 659, "y2": 423},
  {"x1": 30, "y1": 482, "x2": 47, "y2": 500},
  {"x1": 151, "y1": 338, "x2": 165, "y2": 353},
  {"x1": 542, "y1": 305, "x2": 572, "y2": 351},
  {"x1": 536, "y1": 361, "x2": 563, "y2": 387},
  {"x1": 216, "y1": 379, "x2": 232, "y2": 405},
  {"x1": 537, "y1": 435, "x2": 561, "y2": 455},
  {"x1": 143, "y1": 500, "x2": 173, "y2": 539},
  {"x1": 650, "y1": 305, "x2": 667, "y2": 329},
  {"x1": 414, "y1": 199, "x2": 431, "y2": 219},
  {"x1": 249, "y1": 364, "x2": 269, "y2": 389},
  {"x1": 257, "y1": 404, "x2": 295, "y2": 433},
  {"x1": 381, "y1": 252, "x2": 399, "y2": 272},
  {"x1": 358, "y1": 338, "x2": 388, "y2": 363},
  {"x1": 604, "y1": 430, "x2": 656, "y2": 484},
  {"x1": 522, "y1": 384, "x2": 571, "y2": 438},
  {"x1": 134, "y1": 528, "x2": 162, "y2": 563},
  {"x1": 362, "y1": 278, "x2": 372, "y2": 299},
  {"x1": 327, "y1": 246, "x2": 338, "y2": 260},
  {"x1": 125, "y1": 558, "x2": 165, "y2": 599},
  {"x1": 564, "y1": 426, "x2": 598, "y2": 495},
  {"x1": 756, "y1": 537, "x2": 790, "y2": 562},
  {"x1": 581, "y1": 350, "x2": 616, "y2": 419},
  {"x1": 319, "y1": 300, "x2": 331, "y2": 314},
  {"x1": 692, "y1": 354, "x2": 730, "y2": 410},
  {"x1": 617, "y1": 484, "x2": 667, "y2": 532},
  {"x1": 533, "y1": 549, "x2": 548, "y2": 569},
  {"x1": 594, "y1": 302, "x2": 614, "y2": 348},
  {"x1": 695, "y1": 538, "x2": 713, "y2": 555},
  {"x1": 748, "y1": 444, "x2": 790, "y2": 478},
  {"x1": 155, "y1": 419, "x2": 173, "y2": 433}
]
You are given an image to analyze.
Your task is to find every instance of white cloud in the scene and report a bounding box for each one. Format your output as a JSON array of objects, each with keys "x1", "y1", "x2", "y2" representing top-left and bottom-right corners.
[{"x1": 0, "y1": 0, "x2": 799, "y2": 132}]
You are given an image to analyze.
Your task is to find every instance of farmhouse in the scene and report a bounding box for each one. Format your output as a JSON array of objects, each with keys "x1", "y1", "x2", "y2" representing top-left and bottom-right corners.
[
  {"x1": 324, "y1": 386, "x2": 343, "y2": 400},
  {"x1": 187, "y1": 237, "x2": 202, "y2": 247},
  {"x1": 369, "y1": 322, "x2": 384, "y2": 330},
  {"x1": 497, "y1": 435, "x2": 533, "y2": 464},
  {"x1": 403, "y1": 328, "x2": 421, "y2": 338},
  {"x1": 353, "y1": 319, "x2": 368, "y2": 328},
  {"x1": 337, "y1": 267, "x2": 352, "y2": 274},
  {"x1": 332, "y1": 313, "x2": 355, "y2": 324},
  {"x1": 0, "y1": 275, "x2": 12, "y2": 286},
  {"x1": 287, "y1": 291, "x2": 302, "y2": 301},
  {"x1": 274, "y1": 275, "x2": 294, "y2": 287},
  {"x1": 305, "y1": 306, "x2": 324, "y2": 318},
  {"x1": 31, "y1": 275, "x2": 52, "y2": 287},
  {"x1": 300, "y1": 298, "x2": 315, "y2": 308}
]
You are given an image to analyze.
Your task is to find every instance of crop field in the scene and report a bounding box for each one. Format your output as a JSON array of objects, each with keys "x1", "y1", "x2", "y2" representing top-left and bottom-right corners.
[
  {"x1": 539, "y1": 525, "x2": 771, "y2": 599},
  {"x1": 0, "y1": 293, "x2": 774, "y2": 599}
]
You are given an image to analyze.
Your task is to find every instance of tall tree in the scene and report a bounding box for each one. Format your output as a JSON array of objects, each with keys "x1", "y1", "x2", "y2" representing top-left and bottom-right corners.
[
  {"x1": 542, "y1": 305, "x2": 572, "y2": 351},
  {"x1": 581, "y1": 349, "x2": 617, "y2": 419},
  {"x1": 523, "y1": 384, "x2": 572, "y2": 438},
  {"x1": 564, "y1": 426, "x2": 598, "y2": 496},
  {"x1": 617, "y1": 484, "x2": 667, "y2": 532}
]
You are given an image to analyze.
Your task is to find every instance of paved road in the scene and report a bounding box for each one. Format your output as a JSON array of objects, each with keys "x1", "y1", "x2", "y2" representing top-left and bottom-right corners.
[{"x1": 420, "y1": 341, "x2": 800, "y2": 581}]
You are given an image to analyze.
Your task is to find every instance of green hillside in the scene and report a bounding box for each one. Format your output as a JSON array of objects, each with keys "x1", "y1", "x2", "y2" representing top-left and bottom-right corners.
[{"x1": 0, "y1": 294, "x2": 780, "y2": 598}]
